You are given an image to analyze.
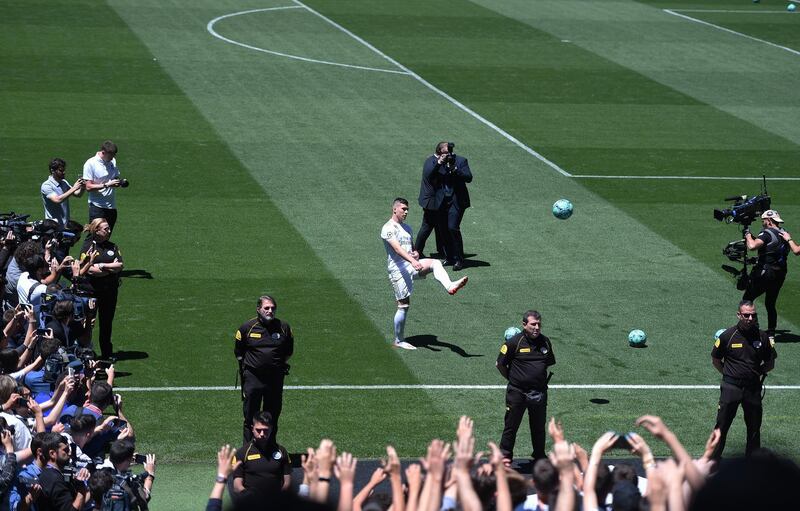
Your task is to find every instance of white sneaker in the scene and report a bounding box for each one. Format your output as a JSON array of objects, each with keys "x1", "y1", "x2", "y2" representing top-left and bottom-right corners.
[{"x1": 393, "y1": 340, "x2": 417, "y2": 350}]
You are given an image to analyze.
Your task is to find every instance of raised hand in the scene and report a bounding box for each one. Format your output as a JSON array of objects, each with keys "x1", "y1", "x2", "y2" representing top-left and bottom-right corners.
[
  {"x1": 334, "y1": 452, "x2": 357, "y2": 485},
  {"x1": 548, "y1": 417, "x2": 565, "y2": 443},
  {"x1": 217, "y1": 445, "x2": 238, "y2": 478},
  {"x1": 636, "y1": 415, "x2": 669, "y2": 439}
]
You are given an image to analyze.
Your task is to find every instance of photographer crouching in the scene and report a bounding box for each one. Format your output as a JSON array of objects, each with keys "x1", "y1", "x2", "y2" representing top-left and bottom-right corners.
[{"x1": 743, "y1": 210, "x2": 790, "y2": 340}]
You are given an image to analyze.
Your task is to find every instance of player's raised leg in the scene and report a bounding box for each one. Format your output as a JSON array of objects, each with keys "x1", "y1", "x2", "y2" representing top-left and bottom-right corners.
[{"x1": 419, "y1": 258, "x2": 468, "y2": 295}]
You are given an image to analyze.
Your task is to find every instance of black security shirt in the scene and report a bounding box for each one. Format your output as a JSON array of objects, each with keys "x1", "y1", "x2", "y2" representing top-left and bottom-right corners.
[
  {"x1": 79, "y1": 236, "x2": 123, "y2": 292},
  {"x1": 712, "y1": 326, "x2": 776, "y2": 382},
  {"x1": 497, "y1": 333, "x2": 555, "y2": 390},
  {"x1": 234, "y1": 318, "x2": 293, "y2": 372},
  {"x1": 232, "y1": 442, "x2": 291, "y2": 496}
]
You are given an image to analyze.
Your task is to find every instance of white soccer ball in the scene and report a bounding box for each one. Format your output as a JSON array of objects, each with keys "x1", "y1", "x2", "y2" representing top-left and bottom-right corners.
[
  {"x1": 504, "y1": 326, "x2": 521, "y2": 341},
  {"x1": 552, "y1": 199, "x2": 573, "y2": 220},
  {"x1": 628, "y1": 329, "x2": 647, "y2": 347}
]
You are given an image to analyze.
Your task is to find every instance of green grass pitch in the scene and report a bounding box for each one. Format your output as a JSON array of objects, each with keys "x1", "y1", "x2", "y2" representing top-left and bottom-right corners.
[{"x1": 1, "y1": 0, "x2": 799, "y2": 508}]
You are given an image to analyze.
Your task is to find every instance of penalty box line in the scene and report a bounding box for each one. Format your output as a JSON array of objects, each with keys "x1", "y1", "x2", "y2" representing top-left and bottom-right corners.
[{"x1": 116, "y1": 384, "x2": 800, "y2": 392}]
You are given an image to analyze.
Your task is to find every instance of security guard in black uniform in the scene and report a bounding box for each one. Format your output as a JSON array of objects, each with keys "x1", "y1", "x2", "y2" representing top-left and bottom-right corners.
[
  {"x1": 496, "y1": 310, "x2": 555, "y2": 463},
  {"x1": 743, "y1": 209, "x2": 790, "y2": 338},
  {"x1": 235, "y1": 295, "x2": 294, "y2": 443},
  {"x1": 231, "y1": 411, "x2": 291, "y2": 501},
  {"x1": 711, "y1": 300, "x2": 776, "y2": 459}
]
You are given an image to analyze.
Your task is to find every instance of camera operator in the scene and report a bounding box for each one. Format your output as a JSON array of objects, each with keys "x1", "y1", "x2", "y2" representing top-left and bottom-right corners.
[
  {"x1": 416, "y1": 141, "x2": 473, "y2": 270},
  {"x1": 82, "y1": 141, "x2": 126, "y2": 233},
  {"x1": 41, "y1": 159, "x2": 85, "y2": 227},
  {"x1": 743, "y1": 210, "x2": 790, "y2": 339},
  {"x1": 106, "y1": 439, "x2": 155, "y2": 511},
  {"x1": 37, "y1": 433, "x2": 90, "y2": 511},
  {"x1": 79, "y1": 219, "x2": 123, "y2": 359}
]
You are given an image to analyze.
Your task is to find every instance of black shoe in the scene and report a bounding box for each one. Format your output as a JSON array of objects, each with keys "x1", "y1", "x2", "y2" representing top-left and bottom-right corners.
[{"x1": 453, "y1": 261, "x2": 464, "y2": 271}]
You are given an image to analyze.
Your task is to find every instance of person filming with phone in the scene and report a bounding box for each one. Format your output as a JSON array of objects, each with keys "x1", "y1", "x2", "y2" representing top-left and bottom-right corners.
[{"x1": 79, "y1": 219, "x2": 123, "y2": 359}]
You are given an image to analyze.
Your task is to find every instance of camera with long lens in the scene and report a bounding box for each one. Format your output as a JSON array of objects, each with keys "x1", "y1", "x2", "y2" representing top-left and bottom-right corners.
[
  {"x1": 444, "y1": 142, "x2": 456, "y2": 168},
  {"x1": 714, "y1": 177, "x2": 770, "y2": 289},
  {"x1": 119, "y1": 178, "x2": 130, "y2": 188},
  {"x1": 713, "y1": 177, "x2": 771, "y2": 226},
  {"x1": 0, "y1": 212, "x2": 31, "y2": 240}
]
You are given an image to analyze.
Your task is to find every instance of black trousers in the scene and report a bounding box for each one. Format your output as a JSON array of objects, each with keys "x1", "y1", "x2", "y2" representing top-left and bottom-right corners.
[
  {"x1": 712, "y1": 381, "x2": 763, "y2": 459},
  {"x1": 89, "y1": 204, "x2": 118, "y2": 233},
  {"x1": 499, "y1": 386, "x2": 547, "y2": 461},
  {"x1": 93, "y1": 283, "x2": 119, "y2": 359},
  {"x1": 415, "y1": 208, "x2": 447, "y2": 257},
  {"x1": 242, "y1": 369, "x2": 285, "y2": 443},
  {"x1": 743, "y1": 267, "x2": 786, "y2": 334},
  {"x1": 443, "y1": 198, "x2": 466, "y2": 264}
]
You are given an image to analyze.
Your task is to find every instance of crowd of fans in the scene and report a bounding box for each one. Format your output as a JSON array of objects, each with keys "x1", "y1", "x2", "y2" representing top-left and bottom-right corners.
[
  {"x1": 1, "y1": 202, "x2": 153, "y2": 507},
  {"x1": 204, "y1": 414, "x2": 800, "y2": 511}
]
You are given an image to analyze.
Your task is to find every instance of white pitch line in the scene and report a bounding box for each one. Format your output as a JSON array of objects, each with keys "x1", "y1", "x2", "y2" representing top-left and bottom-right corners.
[
  {"x1": 674, "y1": 9, "x2": 792, "y2": 14},
  {"x1": 115, "y1": 384, "x2": 800, "y2": 392},
  {"x1": 664, "y1": 9, "x2": 800, "y2": 57},
  {"x1": 206, "y1": 7, "x2": 410, "y2": 75},
  {"x1": 572, "y1": 175, "x2": 800, "y2": 181},
  {"x1": 292, "y1": 0, "x2": 572, "y2": 178}
]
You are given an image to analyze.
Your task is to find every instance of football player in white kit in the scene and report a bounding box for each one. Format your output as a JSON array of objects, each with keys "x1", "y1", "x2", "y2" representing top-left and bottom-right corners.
[{"x1": 380, "y1": 197, "x2": 468, "y2": 350}]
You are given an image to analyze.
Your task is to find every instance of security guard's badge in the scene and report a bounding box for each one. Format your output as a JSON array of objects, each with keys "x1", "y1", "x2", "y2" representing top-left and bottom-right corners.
[
  {"x1": 273, "y1": 451, "x2": 282, "y2": 460},
  {"x1": 714, "y1": 338, "x2": 720, "y2": 348},
  {"x1": 541, "y1": 347, "x2": 548, "y2": 354},
  {"x1": 500, "y1": 345, "x2": 507, "y2": 354},
  {"x1": 754, "y1": 341, "x2": 762, "y2": 349},
  {"x1": 107, "y1": 250, "x2": 115, "y2": 257},
  {"x1": 271, "y1": 333, "x2": 281, "y2": 340}
]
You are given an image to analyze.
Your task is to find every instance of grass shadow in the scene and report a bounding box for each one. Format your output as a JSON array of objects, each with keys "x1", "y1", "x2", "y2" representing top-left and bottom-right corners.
[{"x1": 405, "y1": 334, "x2": 484, "y2": 358}]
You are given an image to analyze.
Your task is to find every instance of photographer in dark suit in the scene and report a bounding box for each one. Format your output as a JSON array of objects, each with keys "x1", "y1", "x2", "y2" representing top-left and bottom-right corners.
[{"x1": 416, "y1": 142, "x2": 473, "y2": 270}]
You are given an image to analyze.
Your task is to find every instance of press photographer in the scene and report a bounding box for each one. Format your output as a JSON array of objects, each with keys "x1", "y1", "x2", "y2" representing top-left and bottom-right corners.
[
  {"x1": 106, "y1": 439, "x2": 156, "y2": 511},
  {"x1": 416, "y1": 141, "x2": 473, "y2": 270},
  {"x1": 37, "y1": 433, "x2": 90, "y2": 511}
]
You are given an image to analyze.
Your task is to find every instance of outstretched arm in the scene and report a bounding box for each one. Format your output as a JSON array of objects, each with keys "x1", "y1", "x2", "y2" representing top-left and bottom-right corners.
[{"x1": 781, "y1": 231, "x2": 800, "y2": 255}]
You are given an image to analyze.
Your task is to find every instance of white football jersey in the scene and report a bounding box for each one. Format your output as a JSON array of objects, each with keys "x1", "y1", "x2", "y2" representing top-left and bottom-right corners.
[{"x1": 380, "y1": 220, "x2": 413, "y2": 274}]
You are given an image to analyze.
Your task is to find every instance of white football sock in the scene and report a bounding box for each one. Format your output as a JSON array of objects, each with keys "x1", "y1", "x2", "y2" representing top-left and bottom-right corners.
[
  {"x1": 430, "y1": 259, "x2": 453, "y2": 289},
  {"x1": 393, "y1": 307, "x2": 407, "y2": 341}
]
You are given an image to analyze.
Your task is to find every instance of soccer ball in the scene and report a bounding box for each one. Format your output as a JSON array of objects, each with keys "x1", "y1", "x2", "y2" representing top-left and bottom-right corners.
[
  {"x1": 552, "y1": 199, "x2": 573, "y2": 220},
  {"x1": 504, "y1": 326, "x2": 521, "y2": 341},
  {"x1": 714, "y1": 328, "x2": 725, "y2": 341},
  {"x1": 789, "y1": 3, "x2": 797, "y2": 13},
  {"x1": 628, "y1": 329, "x2": 647, "y2": 347}
]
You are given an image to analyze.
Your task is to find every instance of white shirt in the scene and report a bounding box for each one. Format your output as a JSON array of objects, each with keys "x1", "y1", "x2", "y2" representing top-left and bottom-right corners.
[
  {"x1": 380, "y1": 220, "x2": 413, "y2": 275},
  {"x1": 83, "y1": 152, "x2": 119, "y2": 209},
  {"x1": 0, "y1": 413, "x2": 32, "y2": 451},
  {"x1": 16, "y1": 272, "x2": 45, "y2": 307}
]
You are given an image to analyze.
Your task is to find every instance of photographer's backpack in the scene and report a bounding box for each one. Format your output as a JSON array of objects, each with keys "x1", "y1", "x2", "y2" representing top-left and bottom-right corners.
[{"x1": 102, "y1": 474, "x2": 131, "y2": 511}]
